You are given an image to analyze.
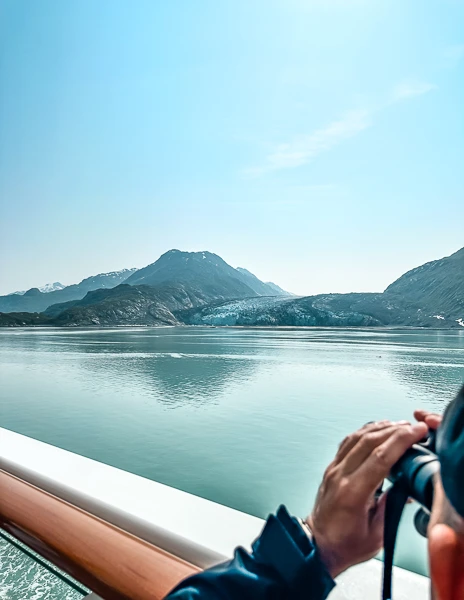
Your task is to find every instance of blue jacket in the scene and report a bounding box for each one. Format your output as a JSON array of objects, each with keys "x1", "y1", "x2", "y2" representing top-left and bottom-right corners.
[{"x1": 166, "y1": 506, "x2": 335, "y2": 599}]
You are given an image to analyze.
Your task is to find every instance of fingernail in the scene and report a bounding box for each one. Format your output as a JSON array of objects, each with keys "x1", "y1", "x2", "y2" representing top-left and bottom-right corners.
[{"x1": 396, "y1": 420, "x2": 410, "y2": 425}]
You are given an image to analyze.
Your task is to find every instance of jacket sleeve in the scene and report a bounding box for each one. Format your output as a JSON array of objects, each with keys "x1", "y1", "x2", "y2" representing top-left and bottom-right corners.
[{"x1": 165, "y1": 505, "x2": 335, "y2": 600}]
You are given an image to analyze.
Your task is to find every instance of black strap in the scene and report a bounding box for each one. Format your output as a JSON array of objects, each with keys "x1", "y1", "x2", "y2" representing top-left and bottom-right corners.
[{"x1": 382, "y1": 484, "x2": 409, "y2": 600}]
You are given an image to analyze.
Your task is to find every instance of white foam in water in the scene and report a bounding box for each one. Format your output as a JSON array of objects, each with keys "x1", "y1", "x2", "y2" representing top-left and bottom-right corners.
[{"x1": 0, "y1": 537, "x2": 83, "y2": 600}]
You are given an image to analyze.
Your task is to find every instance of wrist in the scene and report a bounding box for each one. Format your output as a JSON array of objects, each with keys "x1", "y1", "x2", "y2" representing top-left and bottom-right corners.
[
  {"x1": 253, "y1": 506, "x2": 336, "y2": 598},
  {"x1": 303, "y1": 517, "x2": 345, "y2": 579}
]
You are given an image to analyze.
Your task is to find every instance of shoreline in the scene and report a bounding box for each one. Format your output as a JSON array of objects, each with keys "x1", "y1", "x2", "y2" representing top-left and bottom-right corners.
[{"x1": 1, "y1": 324, "x2": 463, "y2": 331}]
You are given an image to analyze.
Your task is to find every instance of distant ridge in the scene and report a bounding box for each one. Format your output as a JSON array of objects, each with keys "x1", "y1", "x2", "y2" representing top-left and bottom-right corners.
[
  {"x1": 8, "y1": 282, "x2": 65, "y2": 295},
  {"x1": 0, "y1": 250, "x2": 287, "y2": 315},
  {"x1": 0, "y1": 246, "x2": 462, "y2": 328},
  {"x1": 265, "y1": 281, "x2": 294, "y2": 296},
  {"x1": 235, "y1": 267, "x2": 292, "y2": 297},
  {"x1": 0, "y1": 269, "x2": 137, "y2": 313},
  {"x1": 184, "y1": 247, "x2": 463, "y2": 328}
]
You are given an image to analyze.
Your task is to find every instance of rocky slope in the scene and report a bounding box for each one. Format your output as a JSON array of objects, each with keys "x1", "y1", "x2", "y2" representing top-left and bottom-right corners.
[
  {"x1": 41, "y1": 280, "x2": 248, "y2": 327},
  {"x1": 50, "y1": 285, "x2": 181, "y2": 327},
  {"x1": 0, "y1": 312, "x2": 52, "y2": 327},
  {"x1": 182, "y1": 293, "x2": 452, "y2": 328},
  {"x1": 234, "y1": 267, "x2": 291, "y2": 296},
  {"x1": 385, "y1": 246, "x2": 464, "y2": 319},
  {"x1": 264, "y1": 281, "x2": 293, "y2": 296}
]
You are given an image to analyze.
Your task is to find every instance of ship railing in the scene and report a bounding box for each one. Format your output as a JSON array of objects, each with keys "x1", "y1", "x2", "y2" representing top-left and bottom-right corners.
[{"x1": 0, "y1": 427, "x2": 429, "y2": 599}]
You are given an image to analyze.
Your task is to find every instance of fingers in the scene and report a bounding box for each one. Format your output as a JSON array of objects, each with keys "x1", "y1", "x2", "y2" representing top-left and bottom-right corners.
[
  {"x1": 414, "y1": 409, "x2": 429, "y2": 422},
  {"x1": 414, "y1": 409, "x2": 442, "y2": 430},
  {"x1": 342, "y1": 425, "x2": 409, "y2": 474},
  {"x1": 334, "y1": 421, "x2": 393, "y2": 465},
  {"x1": 425, "y1": 415, "x2": 442, "y2": 429},
  {"x1": 354, "y1": 422, "x2": 428, "y2": 496}
]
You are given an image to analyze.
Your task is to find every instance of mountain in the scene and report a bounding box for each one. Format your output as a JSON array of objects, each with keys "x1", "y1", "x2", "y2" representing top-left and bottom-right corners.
[
  {"x1": 182, "y1": 247, "x2": 464, "y2": 328},
  {"x1": 125, "y1": 250, "x2": 281, "y2": 299},
  {"x1": 7, "y1": 282, "x2": 64, "y2": 295},
  {"x1": 4, "y1": 286, "x2": 449, "y2": 329},
  {"x1": 11, "y1": 252, "x2": 289, "y2": 326},
  {"x1": 265, "y1": 281, "x2": 294, "y2": 296},
  {"x1": 50, "y1": 285, "x2": 181, "y2": 327},
  {"x1": 0, "y1": 312, "x2": 52, "y2": 327},
  {"x1": 77, "y1": 269, "x2": 137, "y2": 291},
  {"x1": 0, "y1": 269, "x2": 137, "y2": 314},
  {"x1": 183, "y1": 293, "x2": 446, "y2": 328},
  {"x1": 235, "y1": 268, "x2": 291, "y2": 296},
  {"x1": 1, "y1": 246, "x2": 461, "y2": 328},
  {"x1": 0, "y1": 252, "x2": 287, "y2": 316},
  {"x1": 179, "y1": 248, "x2": 464, "y2": 328},
  {"x1": 39, "y1": 282, "x2": 66, "y2": 293},
  {"x1": 385, "y1": 247, "x2": 464, "y2": 319},
  {"x1": 43, "y1": 280, "x2": 243, "y2": 326}
]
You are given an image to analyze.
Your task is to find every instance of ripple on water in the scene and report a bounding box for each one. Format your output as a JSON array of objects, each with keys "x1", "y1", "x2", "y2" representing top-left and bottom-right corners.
[{"x1": 0, "y1": 537, "x2": 83, "y2": 600}]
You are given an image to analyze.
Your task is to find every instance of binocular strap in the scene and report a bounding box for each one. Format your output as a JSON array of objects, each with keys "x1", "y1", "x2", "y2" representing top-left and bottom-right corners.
[{"x1": 382, "y1": 484, "x2": 410, "y2": 600}]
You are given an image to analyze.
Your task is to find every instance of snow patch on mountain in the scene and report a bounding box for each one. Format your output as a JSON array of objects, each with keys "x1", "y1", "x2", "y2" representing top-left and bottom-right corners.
[
  {"x1": 79, "y1": 268, "x2": 137, "y2": 287},
  {"x1": 8, "y1": 282, "x2": 65, "y2": 295},
  {"x1": 39, "y1": 282, "x2": 65, "y2": 293}
]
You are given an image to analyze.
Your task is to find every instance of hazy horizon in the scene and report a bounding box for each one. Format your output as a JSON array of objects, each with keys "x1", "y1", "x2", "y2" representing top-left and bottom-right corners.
[
  {"x1": 2, "y1": 244, "x2": 463, "y2": 298},
  {"x1": 1, "y1": 1, "x2": 463, "y2": 296}
]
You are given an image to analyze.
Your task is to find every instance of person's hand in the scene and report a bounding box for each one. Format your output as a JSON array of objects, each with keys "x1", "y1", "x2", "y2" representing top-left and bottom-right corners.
[
  {"x1": 305, "y1": 420, "x2": 428, "y2": 578},
  {"x1": 414, "y1": 409, "x2": 442, "y2": 431}
]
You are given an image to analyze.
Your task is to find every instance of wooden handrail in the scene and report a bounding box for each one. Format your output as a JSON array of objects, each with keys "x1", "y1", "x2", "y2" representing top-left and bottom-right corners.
[{"x1": 0, "y1": 470, "x2": 199, "y2": 599}]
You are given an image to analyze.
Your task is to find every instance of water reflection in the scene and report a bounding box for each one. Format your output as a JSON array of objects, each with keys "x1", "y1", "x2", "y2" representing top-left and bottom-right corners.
[
  {"x1": 33, "y1": 330, "x2": 260, "y2": 408},
  {"x1": 384, "y1": 330, "x2": 464, "y2": 410}
]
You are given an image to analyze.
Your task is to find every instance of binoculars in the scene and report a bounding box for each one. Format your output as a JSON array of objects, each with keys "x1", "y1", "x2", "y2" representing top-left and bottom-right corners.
[{"x1": 387, "y1": 431, "x2": 440, "y2": 536}]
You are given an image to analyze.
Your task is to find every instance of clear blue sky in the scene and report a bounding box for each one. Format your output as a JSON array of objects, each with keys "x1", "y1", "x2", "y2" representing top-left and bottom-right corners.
[{"x1": 0, "y1": 0, "x2": 462, "y2": 296}]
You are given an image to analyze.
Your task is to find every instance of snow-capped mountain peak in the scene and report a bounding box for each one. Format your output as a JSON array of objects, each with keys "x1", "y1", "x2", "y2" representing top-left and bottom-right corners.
[
  {"x1": 39, "y1": 282, "x2": 66, "y2": 293},
  {"x1": 7, "y1": 282, "x2": 65, "y2": 295}
]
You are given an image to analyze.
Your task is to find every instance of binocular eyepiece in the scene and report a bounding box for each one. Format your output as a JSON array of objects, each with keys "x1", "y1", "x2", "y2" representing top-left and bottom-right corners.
[
  {"x1": 388, "y1": 433, "x2": 440, "y2": 511},
  {"x1": 387, "y1": 431, "x2": 440, "y2": 536}
]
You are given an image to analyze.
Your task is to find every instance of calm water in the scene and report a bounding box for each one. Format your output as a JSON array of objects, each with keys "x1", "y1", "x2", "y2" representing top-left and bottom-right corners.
[{"x1": 1, "y1": 326, "x2": 463, "y2": 598}]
